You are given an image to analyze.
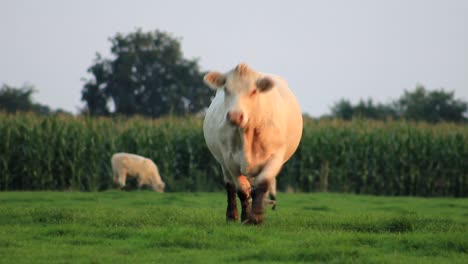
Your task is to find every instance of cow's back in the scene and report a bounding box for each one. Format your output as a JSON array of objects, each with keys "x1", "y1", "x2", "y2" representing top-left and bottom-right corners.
[{"x1": 111, "y1": 152, "x2": 146, "y2": 175}]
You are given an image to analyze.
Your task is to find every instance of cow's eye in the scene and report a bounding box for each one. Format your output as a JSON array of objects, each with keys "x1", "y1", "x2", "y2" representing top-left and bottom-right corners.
[{"x1": 249, "y1": 89, "x2": 257, "y2": 97}]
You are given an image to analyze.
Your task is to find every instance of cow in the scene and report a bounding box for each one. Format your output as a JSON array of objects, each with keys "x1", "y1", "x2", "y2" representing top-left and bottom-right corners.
[
  {"x1": 203, "y1": 63, "x2": 303, "y2": 224},
  {"x1": 111, "y1": 152, "x2": 165, "y2": 192}
]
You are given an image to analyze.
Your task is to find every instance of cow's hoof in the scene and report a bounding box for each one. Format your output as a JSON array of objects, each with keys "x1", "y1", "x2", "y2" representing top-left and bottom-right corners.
[
  {"x1": 226, "y1": 211, "x2": 238, "y2": 222},
  {"x1": 226, "y1": 217, "x2": 238, "y2": 223},
  {"x1": 241, "y1": 213, "x2": 263, "y2": 225}
]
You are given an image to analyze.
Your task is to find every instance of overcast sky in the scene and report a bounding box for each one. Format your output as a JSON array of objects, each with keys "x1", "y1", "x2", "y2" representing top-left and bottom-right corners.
[{"x1": 1, "y1": 0, "x2": 467, "y2": 116}]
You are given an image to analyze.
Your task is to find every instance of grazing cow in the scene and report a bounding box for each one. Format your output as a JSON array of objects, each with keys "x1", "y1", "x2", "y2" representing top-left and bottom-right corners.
[
  {"x1": 111, "y1": 153, "x2": 165, "y2": 192},
  {"x1": 203, "y1": 63, "x2": 303, "y2": 224}
]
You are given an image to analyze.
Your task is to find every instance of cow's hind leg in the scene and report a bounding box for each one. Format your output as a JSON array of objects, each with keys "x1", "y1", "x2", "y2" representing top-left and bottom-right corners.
[
  {"x1": 268, "y1": 192, "x2": 277, "y2": 210},
  {"x1": 269, "y1": 178, "x2": 277, "y2": 210},
  {"x1": 225, "y1": 181, "x2": 238, "y2": 222}
]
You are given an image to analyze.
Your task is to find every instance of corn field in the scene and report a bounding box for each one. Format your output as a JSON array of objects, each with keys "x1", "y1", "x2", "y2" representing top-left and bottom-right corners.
[{"x1": 0, "y1": 113, "x2": 467, "y2": 196}]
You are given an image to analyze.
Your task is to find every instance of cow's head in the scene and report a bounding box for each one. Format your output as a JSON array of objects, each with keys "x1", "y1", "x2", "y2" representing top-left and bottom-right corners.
[
  {"x1": 204, "y1": 63, "x2": 274, "y2": 128},
  {"x1": 152, "y1": 181, "x2": 165, "y2": 193}
]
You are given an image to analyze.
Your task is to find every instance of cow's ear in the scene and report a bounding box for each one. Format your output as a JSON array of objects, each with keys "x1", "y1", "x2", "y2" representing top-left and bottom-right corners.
[
  {"x1": 203, "y1": 72, "x2": 226, "y2": 90},
  {"x1": 256, "y1": 77, "x2": 274, "y2": 92}
]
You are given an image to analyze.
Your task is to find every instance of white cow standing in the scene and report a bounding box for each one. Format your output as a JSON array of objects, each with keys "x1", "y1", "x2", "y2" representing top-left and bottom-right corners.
[{"x1": 203, "y1": 63, "x2": 303, "y2": 224}]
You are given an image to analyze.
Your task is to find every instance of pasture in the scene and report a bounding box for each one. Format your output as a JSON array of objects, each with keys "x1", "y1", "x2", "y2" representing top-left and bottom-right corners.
[{"x1": 0, "y1": 192, "x2": 467, "y2": 263}]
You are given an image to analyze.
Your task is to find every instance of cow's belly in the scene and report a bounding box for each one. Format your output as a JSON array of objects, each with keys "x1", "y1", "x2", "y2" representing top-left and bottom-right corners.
[{"x1": 220, "y1": 147, "x2": 265, "y2": 180}]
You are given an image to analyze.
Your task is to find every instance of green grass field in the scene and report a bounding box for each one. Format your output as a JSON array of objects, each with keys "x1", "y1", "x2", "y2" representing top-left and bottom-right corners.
[{"x1": 0, "y1": 192, "x2": 467, "y2": 263}]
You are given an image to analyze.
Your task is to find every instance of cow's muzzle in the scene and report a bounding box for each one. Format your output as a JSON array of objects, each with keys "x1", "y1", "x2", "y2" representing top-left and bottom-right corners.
[{"x1": 226, "y1": 111, "x2": 244, "y2": 127}]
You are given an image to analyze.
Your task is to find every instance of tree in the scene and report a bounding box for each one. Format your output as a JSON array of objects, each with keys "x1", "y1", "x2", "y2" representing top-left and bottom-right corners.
[
  {"x1": 330, "y1": 98, "x2": 397, "y2": 120},
  {"x1": 329, "y1": 85, "x2": 467, "y2": 123},
  {"x1": 81, "y1": 54, "x2": 111, "y2": 116},
  {"x1": 330, "y1": 99, "x2": 354, "y2": 120},
  {"x1": 396, "y1": 85, "x2": 467, "y2": 123},
  {"x1": 82, "y1": 29, "x2": 214, "y2": 117},
  {"x1": 0, "y1": 84, "x2": 50, "y2": 114}
]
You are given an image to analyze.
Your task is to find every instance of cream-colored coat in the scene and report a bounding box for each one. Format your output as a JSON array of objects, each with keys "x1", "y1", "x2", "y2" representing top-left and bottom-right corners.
[
  {"x1": 111, "y1": 152, "x2": 165, "y2": 192},
  {"x1": 203, "y1": 63, "x2": 303, "y2": 194}
]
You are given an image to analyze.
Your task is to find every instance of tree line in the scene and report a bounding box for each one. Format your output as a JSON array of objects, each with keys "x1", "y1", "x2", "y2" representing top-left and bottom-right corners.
[
  {"x1": 329, "y1": 86, "x2": 467, "y2": 123},
  {"x1": 1, "y1": 29, "x2": 467, "y2": 122}
]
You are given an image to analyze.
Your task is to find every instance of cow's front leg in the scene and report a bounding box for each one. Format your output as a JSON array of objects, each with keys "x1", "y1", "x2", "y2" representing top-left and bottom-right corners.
[
  {"x1": 245, "y1": 180, "x2": 269, "y2": 224},
  {"x1": 244, "y1": 154, "x2": 284, "y2": 225},
  {"x1": 237, "y1": 175, "x2": 251, "y2": 222},
  {"x1": 225, "y1": 181, "x2": 238, "y2": 222}
]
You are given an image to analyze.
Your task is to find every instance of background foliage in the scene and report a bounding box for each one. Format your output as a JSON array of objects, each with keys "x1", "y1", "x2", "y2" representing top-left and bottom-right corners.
[
  {"x1": 1, "y1": 113, "x2": 466, "y2": 196},
  {"x1": 0, "y1": 84, "x2": 51, "y2": 115},
  {"x1": 81, "y1": 29, "x2": 214, "y2": 117},
  {"x1": 330, "y1": 85, "x2": 467, "y2": 123}
]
